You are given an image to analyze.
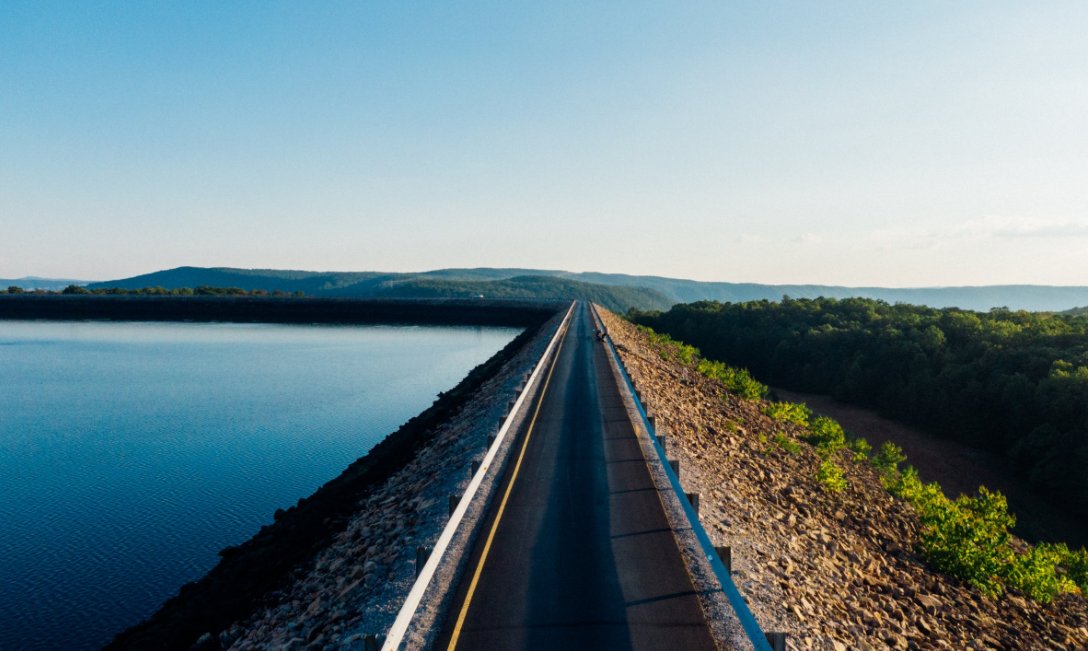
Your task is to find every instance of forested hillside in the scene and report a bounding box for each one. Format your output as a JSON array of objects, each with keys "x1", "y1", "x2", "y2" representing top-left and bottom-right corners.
[
  {"x1": 81, "y1": 268, "x2": 671, "y2": 312},
  {"x1": 334, "y1": 275, "x2": 669, "y2": 312},
  {"x1": 1, "y1": 276, "x2": 93, "y2": 291},
  {"x1": 82, "y1": 266, "x2": 1088, "y2": 312},
  {"x1": 632, "y1": 298, "x2": 1088, "y2": 521}
]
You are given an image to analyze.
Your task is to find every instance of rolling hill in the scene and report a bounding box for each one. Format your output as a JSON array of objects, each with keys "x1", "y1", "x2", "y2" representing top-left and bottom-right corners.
[
  {"x1": 86, "y1": 266, "x2": 1088, "y2": 313},
  {"x1": 87, "y1": 267, "x2": 672, "y2": 313},
  {"x1": 2, "y1": 276, "x2": 96, "y2": 291}
]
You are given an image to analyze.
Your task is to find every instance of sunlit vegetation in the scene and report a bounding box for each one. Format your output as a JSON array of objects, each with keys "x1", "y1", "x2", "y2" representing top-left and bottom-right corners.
[
  {"x1": 632, "y1": 321, "x2": 1088, "y2": 603},
  {"x1": 816, "y1": 459, "x2": 848, "y2": 493},
  {"x1": 804, "y1": 416, "x2": 847, "y2": 455},
  {"x1": 872, "y1": 441, "x2": 908, "y2": 483},
  {"x1": 888, "y1": 466, "x2": 1084, "y2": 602},
  {"x1": 632, "y1": 298, "x2": 1088, "y2": 521},
  {"x1": 763, "y1": 401, "x2": 812, "y2": 426},
  {"x1": 637, "y1": 326, "x2": 767, "y2": 399},
  {"x1": 848, "y1": 436, "x2": 872, "y2": 462}
]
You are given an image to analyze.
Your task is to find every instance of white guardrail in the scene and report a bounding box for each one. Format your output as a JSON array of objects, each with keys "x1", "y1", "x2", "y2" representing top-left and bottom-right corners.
[
  {"x1": 382, "y1": 301, "x2": 576, "y2": 650},
  {"x1": 589, "y1": 304, "x2": 776, "y2": 651}
]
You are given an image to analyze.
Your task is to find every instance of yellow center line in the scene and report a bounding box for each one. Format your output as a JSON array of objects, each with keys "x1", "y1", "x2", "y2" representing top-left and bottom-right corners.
[{"x1": 445, "y1": 322, "x2": 570, "y2": 651}]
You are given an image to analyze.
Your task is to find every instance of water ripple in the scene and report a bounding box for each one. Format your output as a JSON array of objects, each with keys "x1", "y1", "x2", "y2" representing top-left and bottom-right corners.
[{"x1": 0, "y1": 320, "x2": 519, "y2": 650}]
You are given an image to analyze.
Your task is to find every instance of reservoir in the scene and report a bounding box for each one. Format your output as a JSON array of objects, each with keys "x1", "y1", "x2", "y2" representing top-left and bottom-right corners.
[{"x1": 0, "y1": 320, "x2": 520, "y2": 650}]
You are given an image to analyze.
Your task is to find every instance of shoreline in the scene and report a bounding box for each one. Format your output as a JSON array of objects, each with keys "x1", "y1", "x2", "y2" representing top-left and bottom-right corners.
[
  {"x1": 0, "y1": 295, "x2": 559, "y2": 328},
  {"x1": 0, "y1": 296, "x2": 565, "y2": 650},
  {"x1": 105, "y1": 309, "x2": 559, "y2": 649}
]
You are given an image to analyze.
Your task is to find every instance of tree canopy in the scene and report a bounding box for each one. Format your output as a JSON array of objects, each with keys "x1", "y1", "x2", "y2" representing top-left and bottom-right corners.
[{"x1": 633, "y1": 298, "x2": 1088, "y2": 520}]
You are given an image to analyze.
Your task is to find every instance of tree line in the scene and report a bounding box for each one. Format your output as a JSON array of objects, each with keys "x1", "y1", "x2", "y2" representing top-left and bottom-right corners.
[
  {"x1": 631, "y1": 297, "x2": 1088, "y2": 520},
  {"x1": 5, "y1": 285, "x2": 304, "y2": 297},
  {"x1": 636, "y1": 323, "x2": 1088, "y2": 602}
]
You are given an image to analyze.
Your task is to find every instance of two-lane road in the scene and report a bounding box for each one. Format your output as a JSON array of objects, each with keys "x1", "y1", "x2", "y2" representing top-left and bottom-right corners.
[{"x1": 437, "y1": 303, "x2": 718, "y2": 650}]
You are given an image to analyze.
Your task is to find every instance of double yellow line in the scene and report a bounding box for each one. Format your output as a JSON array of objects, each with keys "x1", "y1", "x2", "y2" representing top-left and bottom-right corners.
[{"x1": 445, "y1": 322, "x2": 569, "y2": 650}]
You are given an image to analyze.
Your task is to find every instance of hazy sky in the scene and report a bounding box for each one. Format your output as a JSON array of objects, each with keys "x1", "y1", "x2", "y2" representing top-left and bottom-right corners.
[{"x1": 2, "y1": 2, "x2": 1086, "y2": 286}]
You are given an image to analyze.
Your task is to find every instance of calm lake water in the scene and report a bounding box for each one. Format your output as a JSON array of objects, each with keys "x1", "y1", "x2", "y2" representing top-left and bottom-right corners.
[{"x1": 0, "y1": 320, "x2": 519, "y2": 651}]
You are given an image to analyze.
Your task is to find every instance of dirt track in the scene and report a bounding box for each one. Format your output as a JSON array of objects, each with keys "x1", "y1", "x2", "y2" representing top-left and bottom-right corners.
[{"x1": 773, "y1": 388, "x2": 1088, "y2": 548}]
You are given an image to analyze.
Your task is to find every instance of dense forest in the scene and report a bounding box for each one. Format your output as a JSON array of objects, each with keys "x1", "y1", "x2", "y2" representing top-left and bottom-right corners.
[{"x1": 632, "y1": 298, "x2": 1088, "y2": 520}]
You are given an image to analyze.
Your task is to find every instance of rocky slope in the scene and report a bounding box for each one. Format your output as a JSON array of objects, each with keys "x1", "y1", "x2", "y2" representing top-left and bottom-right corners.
[
  {"x1": 598, "y1": 308, "x2": 1088, "y2": 651},
  {"x1": 217, "y1": 311, "x2": 560, "y2": 650},
  {"x1": 219, "y1": 319, "x2": 555, "y2": 650}
]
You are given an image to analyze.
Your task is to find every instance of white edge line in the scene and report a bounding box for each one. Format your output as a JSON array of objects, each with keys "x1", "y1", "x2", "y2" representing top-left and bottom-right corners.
[
  {"x1": 382, "y1": 301, "x2": 576, "y2": 650},
  {"x1": 589, "y1": 303, "x2": 772, "y2": 651}
]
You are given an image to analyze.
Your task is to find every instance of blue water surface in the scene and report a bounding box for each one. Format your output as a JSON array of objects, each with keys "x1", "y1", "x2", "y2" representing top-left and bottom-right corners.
[{"x1": 0, "y1": 320, "x2": 519, "y2": 650}]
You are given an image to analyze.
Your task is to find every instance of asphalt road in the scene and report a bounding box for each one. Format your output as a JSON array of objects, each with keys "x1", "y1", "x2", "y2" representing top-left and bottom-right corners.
[{"x1": 436, "y1": 303, "x2": 718, "y2": 650}]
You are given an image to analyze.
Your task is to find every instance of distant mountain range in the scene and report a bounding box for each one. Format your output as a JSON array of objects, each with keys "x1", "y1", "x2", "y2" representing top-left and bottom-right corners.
[
  {"x1": 2, "y1": 276, "x2": 94, "y2": 291},
  {"x1": 77, "y1": 266, "x2": 1088, "y2": 313},
  {"x1": 85, "y1": 267, "x2": 671, "y2": 313}
]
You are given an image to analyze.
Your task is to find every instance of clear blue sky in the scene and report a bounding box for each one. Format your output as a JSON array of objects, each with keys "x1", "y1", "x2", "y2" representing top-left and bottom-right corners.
[{"x1": 3, "y1": 2, "x2": 1086, "y2": 285}]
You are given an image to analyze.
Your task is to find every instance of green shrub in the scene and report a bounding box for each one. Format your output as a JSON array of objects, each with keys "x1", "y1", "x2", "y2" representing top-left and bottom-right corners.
[
  {"x1": 804, "y1": 416, "x2": 847, "y2": 457},
  {"x1": 872, "y1": 441, "x2": 907, "y2": 480},
  {"x1": 849, "y1": 436, "x2": 872, "y2": 462},
  {"x1": 696, "y1": 358, "x2": 769, "y2": 400},
  {"x1": 902, "y1": 482, "x2": 1014, "y2": 598},
  {"x1": 888, "y1": 465, "x2": 919, "y2": 499},
  {"x1": 637, "y1": 326, "x2": 699, "y2": 365},
  {"x1": 763, "y1": 401, "x2": 812, "y2": 427},
  {"x1": 1061, "y1": 545, "x2": 1088, "y2": 593},
  {"x1": 773, "y1": 433, "x2": 802, "y2": 454},
  {"x1": 816, "y1": 459, "x2": 847, "y2": 492},
  {"x1": 888, "y1": 470, "x2": 1074, "y2": 600},
  {"x1": 1004, "y1": 543, "x2": 1078, "y2": 603},
  {"x1": 635, "y1": 324, "x2": 769, "y2": 399}
]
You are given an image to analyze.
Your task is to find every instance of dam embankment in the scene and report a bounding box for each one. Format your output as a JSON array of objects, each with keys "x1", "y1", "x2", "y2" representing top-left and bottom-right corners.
[{"x1": 598, "y1": 308, "x2": 1088, "y2": 650}]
